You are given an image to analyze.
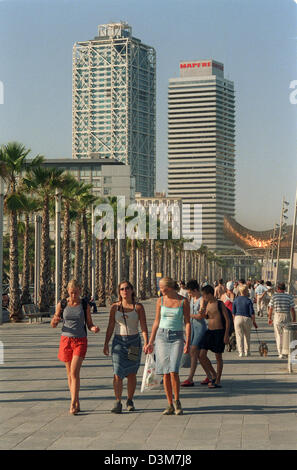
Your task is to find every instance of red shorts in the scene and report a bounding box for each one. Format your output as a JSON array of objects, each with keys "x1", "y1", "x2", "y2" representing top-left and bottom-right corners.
[{"x1": 58, "y1": 336, "x2": 88, "y2": 362}]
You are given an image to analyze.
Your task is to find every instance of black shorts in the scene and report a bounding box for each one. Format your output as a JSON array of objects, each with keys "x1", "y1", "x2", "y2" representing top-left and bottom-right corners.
[{"x1": 199, "y1": 329, "x2": 225, "y2": 354}]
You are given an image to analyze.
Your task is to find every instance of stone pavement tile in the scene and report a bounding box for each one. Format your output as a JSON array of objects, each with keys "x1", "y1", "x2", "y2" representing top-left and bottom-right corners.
[
  {"x1": 215, "y1": 440, "x2": 242, "y2": 450},
  {"x1": 5, "y1": 421, "x2": 46, "y2": 435},
  {"x1": 270, "y1": 431, "x2": 297, "y2": 443},
  {"x1": 13, "y1": 436, "x2": 60, "y2": 450},
  {"x1": 47, "y1": 437, "x2": 94, "y2": 450},
  {"x1": 0, "y1": 435, "x2": 33, "y2": 450}
]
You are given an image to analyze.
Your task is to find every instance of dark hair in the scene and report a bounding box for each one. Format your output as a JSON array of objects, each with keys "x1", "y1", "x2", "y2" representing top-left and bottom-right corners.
[
  {"x1": 201, "y1": 285, "x2": 215, "y2": 296},
  {"x1": 277, "y1": 282, "x2": 286, "y2": 291},
  {"x1": 186, "y1": 280, "x2": 200, "y2": 291},
  {"x1": 266, "y1": 281, "x2": 272, "y2": 287},
  {"x1": 260, "y1": 280, "x2": 264, "y2": 285},
  {"x1": 219, "y1": 279, "x2": 224, "y2": 285},
  {"x1": 118, "y1": 280, "x2": 136, "y2": 304},
  {"x1": 180, "y1": 280, "x2": 186, "y2": 286},
  {"x1": 239, "y1": 279, "x2": 246, "y2": 284}
]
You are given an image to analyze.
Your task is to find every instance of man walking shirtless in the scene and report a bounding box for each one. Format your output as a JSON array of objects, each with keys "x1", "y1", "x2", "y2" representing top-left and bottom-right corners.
[{"x1": 198, "y1": 285, "x2": 230, "y2": 388}]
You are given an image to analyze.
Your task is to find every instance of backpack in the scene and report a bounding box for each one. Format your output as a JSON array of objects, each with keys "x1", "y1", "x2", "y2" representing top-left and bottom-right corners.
[
  {"x1": 217, "y1": 300, "x2": 234, "y2": 336},
  {"x1": 60, "y1": 297, "x2": 89, "y2": 335}
]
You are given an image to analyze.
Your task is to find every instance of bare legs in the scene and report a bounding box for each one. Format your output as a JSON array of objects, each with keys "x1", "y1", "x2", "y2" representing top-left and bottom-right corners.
[
  {"x1": 113, "y1": 373, "x2": 137, "y2": 401},
  {"x1": 163, "y1": 372, "x2": 180, "y2": 404},
  {"x1": 65, "y1": 356, "x2": 84, "y2": 413},
  {"x1": 199, "y1": 350, "x2": 223, "y2": 385}
]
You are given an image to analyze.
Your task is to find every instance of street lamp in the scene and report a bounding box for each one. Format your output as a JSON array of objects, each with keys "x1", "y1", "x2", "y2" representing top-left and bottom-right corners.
[
  {"x1": 288, "y1": 188, "x2": 297, "y2": 294},
  {"x1": 55, "y1": 189, "x2": 61, "y2": 306},
  {"x1": 275, "y1": 197, "x2": 289, "y2": 283},
  {"x1": 34, "y1": 215, "x2": 42, "y2": 305}
]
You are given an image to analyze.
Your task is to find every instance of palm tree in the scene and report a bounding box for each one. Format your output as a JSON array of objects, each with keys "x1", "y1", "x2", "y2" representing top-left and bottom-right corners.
[
  {"x1": 18, "y1": 195, "x2": 39, "y2": 305},
  {"x1": 23, "y1": 166, "x2": 65, "y2": 311},
  {"x1": 60, "y1": 174, "x2": 81, "y2": 298},
  {"x1": 0, "y1": 142, "x2": 42, "y2": 321}
]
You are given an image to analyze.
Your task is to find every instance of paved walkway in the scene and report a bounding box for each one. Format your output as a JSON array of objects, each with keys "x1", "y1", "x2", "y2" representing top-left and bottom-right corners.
[{"x1": 1, "y1": 298, "x2": 297, "y2": 450}]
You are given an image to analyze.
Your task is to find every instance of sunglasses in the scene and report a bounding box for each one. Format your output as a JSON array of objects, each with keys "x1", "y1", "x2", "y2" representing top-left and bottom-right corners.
[{"x1": 120, "y1": 287, "x2": 131, "y2": 291}]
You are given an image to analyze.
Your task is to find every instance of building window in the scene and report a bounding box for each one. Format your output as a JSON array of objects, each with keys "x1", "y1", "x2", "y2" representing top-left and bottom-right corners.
[{"x1": 104, "y1": 176, "x2": 112, "y2": 184}]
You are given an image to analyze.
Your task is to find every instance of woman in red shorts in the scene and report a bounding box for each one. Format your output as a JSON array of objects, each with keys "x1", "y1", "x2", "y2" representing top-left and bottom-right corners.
[{"x1": 51, "y1": 279, "x2": 100, "y2": 415}]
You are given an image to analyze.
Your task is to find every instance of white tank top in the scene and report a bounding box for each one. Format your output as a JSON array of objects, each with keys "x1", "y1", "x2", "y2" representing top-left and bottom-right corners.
[{"x1": 115, "y1": 307, "x2": 139, "y2": 336}]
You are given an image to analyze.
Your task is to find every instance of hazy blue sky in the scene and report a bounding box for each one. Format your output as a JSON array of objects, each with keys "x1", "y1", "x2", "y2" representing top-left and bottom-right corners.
[{"x1": 0, "y1": 0, "x2": 296, "y2": 230}]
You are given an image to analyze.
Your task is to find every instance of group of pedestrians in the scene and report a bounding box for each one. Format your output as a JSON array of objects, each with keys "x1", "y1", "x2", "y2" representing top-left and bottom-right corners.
[{"x1": 51, "y1": 276, "x2": 295, "y2": 416}]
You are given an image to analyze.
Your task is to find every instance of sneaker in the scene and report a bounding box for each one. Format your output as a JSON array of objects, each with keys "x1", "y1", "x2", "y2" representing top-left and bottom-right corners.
[
  {"x1": 278, "y1": 354, "x2": 283, "y2": 359},
  {"x1": 239, "y1": 353, "x2": 243, "y2": 357},
  {"x1": 174, "y1": 399, "x2": 183, "y2": 415},
  {"x1": 162, "y1": 404, "x2": 175, "y2": 415},
  {"x1": 126, "y1": 399, "x2": 135, "y2": 412},
  {"x1": 111, "y1": 401, "x2": 122, "y2": 414},
  {"x1": 181, "y1": 379, "x2": 194, "y2": 387},
  {"x1": 200, "y1": 377, "x2": 211, "y2": 385}
]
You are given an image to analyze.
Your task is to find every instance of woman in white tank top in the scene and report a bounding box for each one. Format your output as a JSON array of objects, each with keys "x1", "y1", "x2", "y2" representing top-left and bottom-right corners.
[{"x1": 103, "y1": 280, "x2": 149, "y2": 414}]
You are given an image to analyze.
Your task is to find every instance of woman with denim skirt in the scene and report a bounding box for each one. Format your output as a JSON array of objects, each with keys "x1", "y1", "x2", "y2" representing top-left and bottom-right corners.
[
  {"x1": 104, "y1": 280, "x2": 148, "y2": 414},
  {"x1": 145, "y1": 277, "x2": 191, "y2": 415}
]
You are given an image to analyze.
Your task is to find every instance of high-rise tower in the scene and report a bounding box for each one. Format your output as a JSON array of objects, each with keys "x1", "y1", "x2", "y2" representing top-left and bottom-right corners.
[
  {"x1": 168, "y1": 60, "x2": 235, "y2": 251},
  {"x1": 72, "y1": 22, "x2": 156, "y2": 197}
]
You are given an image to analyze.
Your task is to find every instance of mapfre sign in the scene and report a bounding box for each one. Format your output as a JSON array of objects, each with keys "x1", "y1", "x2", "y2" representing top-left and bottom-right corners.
[{"x1": 180, "y1": 62, "x2": 211, "y2": 69}]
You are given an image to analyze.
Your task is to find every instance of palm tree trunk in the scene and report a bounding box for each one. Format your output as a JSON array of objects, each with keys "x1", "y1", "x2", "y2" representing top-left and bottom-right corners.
[
  {"x1": 109, "y1": 239, "x2": 116, "y2": 301},
  {"x1": 74, "y1": 215, "x2": 82, "y2": 283},
  {"x1": 97, "y1": 239, "x2": 106, "y2": 306},
  {"x1": 39, "y1": 195, "x2": 51, "y2": 312},
  {"x1": 61, "y1": 201, "x2": 71, "y2": 298},
  {"x1": 82, "y1": 210, "x2": 88, "y2": 296},
  {"x1": 20, "y1": 214, "x2": 31, "y2": 305},
  {"x1": 146, "y1": 239, "x2": 151, "y2": 298},
  {"x1": 139, "y1": 242, "x2": 146, "y2": 300},
  {"x1": 150, "y1": 238, "x2": 157, "y2": 296},
  {"x1": 129, "y1": 239, "x2": 136, "y2": 288},
  {"x1": 105, "y1": 241, "x2": 111, "y2": 304},
  {"x1": 9, "y1": 211, "x2": 21, "y2": 321},
  {"x1": 170, "y1": 245, "x2": 176, "y2": 280}
]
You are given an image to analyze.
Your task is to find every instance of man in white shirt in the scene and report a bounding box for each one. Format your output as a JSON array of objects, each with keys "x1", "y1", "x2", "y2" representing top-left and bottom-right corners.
[
  {"x1": 255, "y1": 280, "x2": 267, "y2": 317},
  {"x1": 268, "y1": 282, "x2": 296, "y2": 358}
]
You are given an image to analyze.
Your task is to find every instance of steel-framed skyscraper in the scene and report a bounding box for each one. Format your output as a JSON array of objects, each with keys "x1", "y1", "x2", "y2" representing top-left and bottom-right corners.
[
  {"x1": 168, "y1": 60, "x2": 235, "y2": 251},
  {"x1": 72, "y1": 22, "x2": 156, "y2": 197}
]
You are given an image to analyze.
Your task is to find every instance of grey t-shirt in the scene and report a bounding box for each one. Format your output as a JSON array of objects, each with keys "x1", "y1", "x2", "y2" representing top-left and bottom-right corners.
[{"x1": 61, "y1": 302, "x2": 87, "y2": 338}]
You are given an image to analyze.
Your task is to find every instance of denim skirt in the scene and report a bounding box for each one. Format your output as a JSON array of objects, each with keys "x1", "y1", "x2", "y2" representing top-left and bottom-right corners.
[
  {"x1": 112, "y1": 334, "x2": 141, "y2": 379},
  {"x1": 191, "y1": 318, "x2": 207, "y2": 348},
  {"x1": 155, "y1": 328, "x2": 184, "y2": 375}
]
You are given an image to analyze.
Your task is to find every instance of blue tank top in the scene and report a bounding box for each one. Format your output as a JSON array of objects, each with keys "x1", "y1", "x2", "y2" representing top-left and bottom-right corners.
[{"x1": 159, "y1": 297, "x2": 184, "y2": 331}]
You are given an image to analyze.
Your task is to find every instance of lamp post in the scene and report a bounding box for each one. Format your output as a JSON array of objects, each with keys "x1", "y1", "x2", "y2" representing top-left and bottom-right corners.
[
  {"x1": 288, "y1": 188, "x2": 297, "y2": 294},
  {"x1": 55, "y1": 189, "x2": 61, "y2": 306},
  {"x1": 0, "y1": 178, "x2": 4, "y2": 324},
  {"x1": 275, "y1": 197, "x2": 289, "y2": 283},
  {"x1": 34, "y1": 215, "x2": 42, "y2": 305}
]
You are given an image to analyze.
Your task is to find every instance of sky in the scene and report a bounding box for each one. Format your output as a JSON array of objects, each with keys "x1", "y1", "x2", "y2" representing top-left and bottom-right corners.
[{"x1": 0, "y1": 0, "x2": 296, "y2": 231}]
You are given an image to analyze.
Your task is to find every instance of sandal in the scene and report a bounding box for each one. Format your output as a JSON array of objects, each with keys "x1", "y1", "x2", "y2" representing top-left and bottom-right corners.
[
  {"x1": 208, "y1": 379, "x2": 222, "y2": 389},
  {"x1": 181, "y1": 379, "x2": 194, "y2": 387}
]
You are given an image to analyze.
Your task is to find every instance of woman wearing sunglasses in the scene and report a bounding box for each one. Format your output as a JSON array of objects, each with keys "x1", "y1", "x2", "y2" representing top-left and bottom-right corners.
[{"x1": 103, "y1": 280, "x2": 148, "y2": 414}]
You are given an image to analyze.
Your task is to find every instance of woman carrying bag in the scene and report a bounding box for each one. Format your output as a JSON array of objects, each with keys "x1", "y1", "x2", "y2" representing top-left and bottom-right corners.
[
  {"x1": 104, "y1": 280, "x2": 148, "y2": 414},
  {"x1": 145, "y1": 277, "x2": 191, "y2": 415}
]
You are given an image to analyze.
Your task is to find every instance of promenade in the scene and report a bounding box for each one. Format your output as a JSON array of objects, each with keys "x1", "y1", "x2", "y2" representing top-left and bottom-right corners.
[{"x1": 0, "y1": 298, "x2": 297, "y2": 450}]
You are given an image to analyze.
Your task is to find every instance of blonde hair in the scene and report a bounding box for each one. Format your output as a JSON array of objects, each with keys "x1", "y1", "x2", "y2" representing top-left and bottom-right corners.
[
  {"x1": 67, "y1": 279, "x2": 81, "y2": 291},
  {"x1": 239, "y1": 285, "x2": 249, "y2": 296},
  {"x1": 160, "y1": 277, "x2": 179, "y2": 291}
]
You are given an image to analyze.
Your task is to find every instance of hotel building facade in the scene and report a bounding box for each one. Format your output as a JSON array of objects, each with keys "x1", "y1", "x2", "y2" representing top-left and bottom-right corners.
[{"x1": 72, "y1": 22, "x2": 156, "y2": 197}]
